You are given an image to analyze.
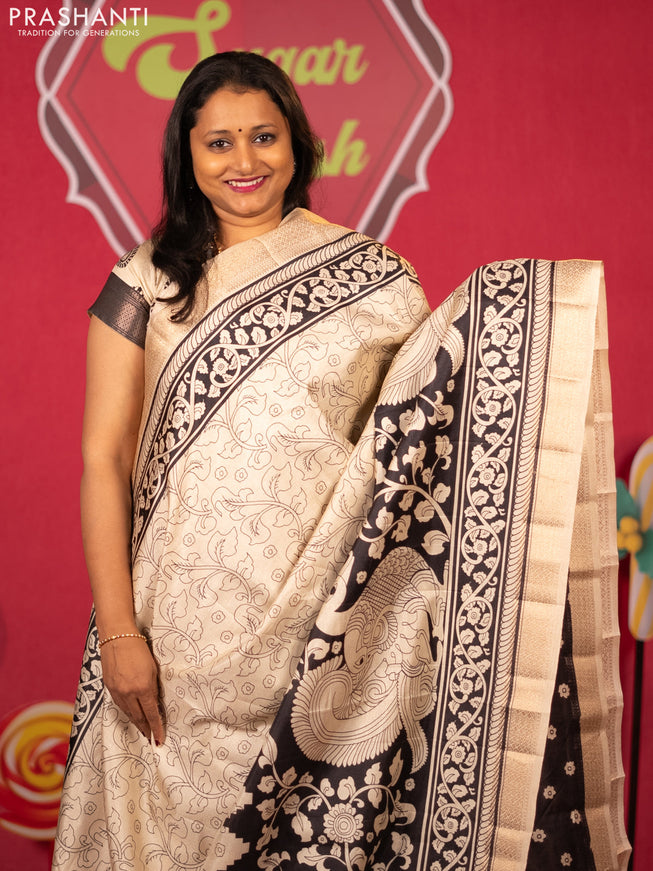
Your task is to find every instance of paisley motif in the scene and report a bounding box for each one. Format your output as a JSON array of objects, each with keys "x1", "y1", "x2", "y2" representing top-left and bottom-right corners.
[{"x1": 291, "y1": 547, "x2": 445, "y2": 771}]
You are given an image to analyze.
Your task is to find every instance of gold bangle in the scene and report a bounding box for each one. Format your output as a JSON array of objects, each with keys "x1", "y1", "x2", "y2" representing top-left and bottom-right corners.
[{"x1": 98, "y1": 632, "x2": 147, "y2": 649}]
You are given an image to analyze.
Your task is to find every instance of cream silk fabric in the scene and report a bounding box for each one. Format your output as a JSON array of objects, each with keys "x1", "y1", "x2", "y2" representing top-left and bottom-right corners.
[{"x1": 53, "y1": 212, "x2": 628, "y2": 871}]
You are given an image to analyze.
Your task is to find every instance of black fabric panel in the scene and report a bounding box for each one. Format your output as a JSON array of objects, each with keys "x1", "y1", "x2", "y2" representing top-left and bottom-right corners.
[{"x1": 89, "y1": 272, "x2": 150, "y2": 348}]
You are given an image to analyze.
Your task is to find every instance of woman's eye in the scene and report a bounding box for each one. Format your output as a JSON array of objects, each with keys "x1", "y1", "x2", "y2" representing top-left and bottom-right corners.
[
  {"x1": 210, "y1": 139, "x2": 230, "y2": 149},
  {"x1": 255, "y1": 133, "x2": 275, "y2": 144}
]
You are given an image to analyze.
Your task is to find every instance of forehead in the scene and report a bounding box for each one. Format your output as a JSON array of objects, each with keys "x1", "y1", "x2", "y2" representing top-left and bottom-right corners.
[{"x1": 193, "y1": 88, "x2": 286, "y2": 130}]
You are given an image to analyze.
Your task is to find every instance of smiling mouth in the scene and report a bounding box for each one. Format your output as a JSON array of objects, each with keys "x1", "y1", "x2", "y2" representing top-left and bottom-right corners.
[{"x1": 225, "y1": 176, "x2": 266, "y2": 191}]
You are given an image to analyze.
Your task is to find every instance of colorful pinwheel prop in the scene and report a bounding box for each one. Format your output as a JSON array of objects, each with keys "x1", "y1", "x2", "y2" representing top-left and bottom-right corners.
[
  {"x1": 617, "y1": 437, "x2": 653, "y2": 869},
  {"x1": 617, "y1": 436, "x2": 653, "y2": 641}
]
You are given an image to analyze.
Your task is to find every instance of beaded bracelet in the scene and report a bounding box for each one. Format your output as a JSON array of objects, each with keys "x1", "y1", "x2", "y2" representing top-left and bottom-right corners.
[{"x1": 98, "y1": 632, "x2": 147, "y2": 649}]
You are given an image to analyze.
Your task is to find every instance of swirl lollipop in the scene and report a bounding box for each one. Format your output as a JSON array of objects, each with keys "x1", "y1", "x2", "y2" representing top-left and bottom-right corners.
[{"x1": 0, "y1": 701, "x2": 73, "y2": 840}]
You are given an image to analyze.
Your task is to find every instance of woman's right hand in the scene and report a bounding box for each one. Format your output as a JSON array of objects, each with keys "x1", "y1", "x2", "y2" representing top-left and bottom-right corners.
[
  {"x1": 81, "y1": 318, "x2": 163, "y2": 740},
  {"x1": 100, "y1": 637, "x2": 165, "y2": 744}
]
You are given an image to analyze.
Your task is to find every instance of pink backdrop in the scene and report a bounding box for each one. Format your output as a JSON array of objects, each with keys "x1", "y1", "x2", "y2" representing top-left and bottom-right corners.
[{"x1": 2, "y1": 1, "x2": 652, "y2": 867}]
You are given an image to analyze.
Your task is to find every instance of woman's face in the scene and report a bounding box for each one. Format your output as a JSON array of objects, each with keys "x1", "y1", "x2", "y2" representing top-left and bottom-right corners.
[{"x1": 189, "y1": 87, "x2": 294, "y2": 240}]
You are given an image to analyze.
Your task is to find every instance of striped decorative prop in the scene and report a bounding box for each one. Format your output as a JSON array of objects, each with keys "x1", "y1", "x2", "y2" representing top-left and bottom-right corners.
[{"x1": 617, "y1": 436, "x2": 653, "y2": 640}]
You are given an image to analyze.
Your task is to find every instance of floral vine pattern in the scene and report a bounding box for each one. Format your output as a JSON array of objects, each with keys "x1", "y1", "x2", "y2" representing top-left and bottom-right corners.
[
  {"x1": 58, "y1": 249, "x2": 598, "y2": 870},
  {"x1": 132, "y1": 237, "x2": 409, "y2": 554},
  {"x1": 427, "y1": 261, "x2": 533, "y2": 868},
  {"x1": 225, "y1": 260, "x2": 555, "y2": 869},
  {"x1": 57, "y1": 221, "x2": 432, "y2": 871},
  {"x1": 251, "y1": 736, "x2": 416, "y2": 871},
  {"x1": 64, "y1": 612, "x2": 103, "y2": 773}
]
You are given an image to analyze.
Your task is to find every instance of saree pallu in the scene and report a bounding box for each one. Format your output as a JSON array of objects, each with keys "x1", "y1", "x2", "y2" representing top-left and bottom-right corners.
[{"x1": 53, "y1": 213, "x2": 628, "y2": 870}]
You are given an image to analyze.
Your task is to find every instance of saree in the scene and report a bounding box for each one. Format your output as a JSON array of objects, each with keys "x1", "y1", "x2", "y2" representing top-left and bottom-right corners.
[{"x1": 53, "y1": 210, "x2": 628, "y2": 870}]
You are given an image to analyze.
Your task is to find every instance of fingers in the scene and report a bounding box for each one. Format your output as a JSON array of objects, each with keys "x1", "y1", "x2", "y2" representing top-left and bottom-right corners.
[
  {"x1": 101, "y1": 641, "x2": 166, "y2": 743},
  {"x1": 121, "y1": 695, "x2": 154, "y2": 740},
  {"x1": 110, "y1": 683, "x2": 163, "y2": 742},
  {"x1": 139, "y1": 694, "x2": 166, "y2": 746}
]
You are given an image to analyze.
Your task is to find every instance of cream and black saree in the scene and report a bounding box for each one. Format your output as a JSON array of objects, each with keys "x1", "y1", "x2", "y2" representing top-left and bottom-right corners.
[{"x1": 53, "y1": 210, "x2": 628, "y2": 870}]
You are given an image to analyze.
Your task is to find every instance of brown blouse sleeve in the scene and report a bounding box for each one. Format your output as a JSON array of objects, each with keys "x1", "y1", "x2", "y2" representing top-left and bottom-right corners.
[{"x1": 88, "y1": 273, "x2": 151, "y2": 348}]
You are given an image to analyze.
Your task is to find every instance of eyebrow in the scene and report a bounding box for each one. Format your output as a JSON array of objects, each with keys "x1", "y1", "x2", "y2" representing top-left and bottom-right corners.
[{"x1": 202, "y1": 123, "x2": 279, "y2": 136}]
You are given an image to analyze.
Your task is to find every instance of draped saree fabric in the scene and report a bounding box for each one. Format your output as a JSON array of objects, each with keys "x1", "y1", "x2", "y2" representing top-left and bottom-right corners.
[{"x1": 53, "y1": 211, "x2": 628, "y2": 870}]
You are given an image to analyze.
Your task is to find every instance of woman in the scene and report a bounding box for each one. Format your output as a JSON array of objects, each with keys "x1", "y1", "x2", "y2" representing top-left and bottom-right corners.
[
  {"x1": 54, "y1": 51, "x2": 431, "y2": 869},
  {"x1": 54, "y1": 52, "x2": 627, "y2": 871}
]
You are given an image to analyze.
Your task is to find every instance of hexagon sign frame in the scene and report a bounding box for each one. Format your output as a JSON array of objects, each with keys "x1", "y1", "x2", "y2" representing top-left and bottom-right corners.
[{"x1": 37, "y1": 0, "x2": 452, "y2": 253}]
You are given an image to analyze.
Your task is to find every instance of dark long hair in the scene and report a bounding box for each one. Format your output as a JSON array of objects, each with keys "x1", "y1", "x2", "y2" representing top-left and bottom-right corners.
[{"x1": 152, "y1": 51, "x2": 324, "y2": 321}]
